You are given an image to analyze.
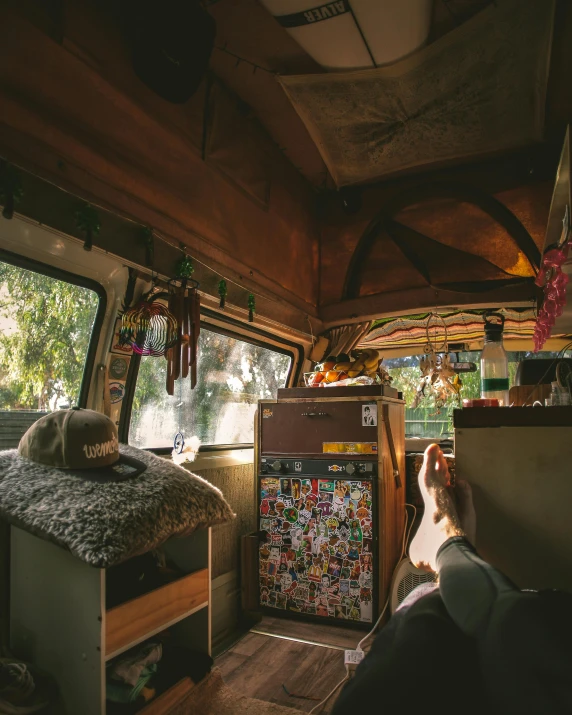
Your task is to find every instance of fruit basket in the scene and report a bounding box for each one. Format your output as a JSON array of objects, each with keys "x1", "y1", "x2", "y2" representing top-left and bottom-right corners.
[{"x1": 304, "y1": 349, "x2": 392, "y2": 388}]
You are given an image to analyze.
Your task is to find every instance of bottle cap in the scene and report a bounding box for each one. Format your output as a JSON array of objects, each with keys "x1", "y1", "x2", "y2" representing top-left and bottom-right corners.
[{"x1": 483, "y1": 313, "x2": 505, "y2": 343}]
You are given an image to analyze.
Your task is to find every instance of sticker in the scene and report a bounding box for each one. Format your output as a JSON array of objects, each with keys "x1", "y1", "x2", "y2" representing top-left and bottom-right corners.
[
  {"x1": 323, "y1": 442, "x2": 378, "y2": 455},
  {"x1": 316, "y1": 602, "x2": 329, "y2": 617},
  {"x1": 360, "y1": 601, "x2": 372, "y2": 621},
  {"x1": 261, "y1": 478, "x2": 280, "y2": 498},
  {"x1": 109, "y1": 355, "x2": 130, "y2": 380},
  {"x1": 109, "y1": 381, "x2": 126, "y2": 404},
  {"x1": 262, "y1": 408, "x2": 273, "y2": 419},
  {"x1": 328, "y1": 464, "x2": 344, "y2": 473},
  {"x1": 335, "y1": 605, "x2": 348, "y2": 619},
  {"x1": 359, "y1": 571, "x2": 373, "y2": 589},
  {"x1": 350, "y1": 520, "x2": 363, "y2": 542},
  {"x1": 300, "y1": 479, "x2": 318, "y2": 496},
  {"x1": 328, "y1": 557, "x2": 343, "y2": 578},
  {"x1": 317, "y1": 502, "x2": 333, "y2": 518},
  {"x1": 110, "y1": 317, "x2": 133, "y2": 355},
  {"x1": 284, "y1": 507, "x2": 299, "y2": 523},
  {"x1": 347, "y1": 543, "x2": 360, "y2": 561},
  {"x1": 294, "y1": 461, "x2": 302, "y2": 472},
  {"x1": 305, "y1": 496, "x2": 317, "y2": 511},
  {"x1": 362, "y1": 403, "x2": 377, "y2": 427}
]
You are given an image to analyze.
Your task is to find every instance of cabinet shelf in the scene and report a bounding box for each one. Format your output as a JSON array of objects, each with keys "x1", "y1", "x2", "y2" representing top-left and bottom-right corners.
[
  {"x1": 106, "y1": 676, "x2": 195, "y2": 715},
  {"x1": 105, "y1": 568, "x2": 209, "y2": 660},
  {"x1": 139, "y1": 677, "x2": 195, "y2": 715}
]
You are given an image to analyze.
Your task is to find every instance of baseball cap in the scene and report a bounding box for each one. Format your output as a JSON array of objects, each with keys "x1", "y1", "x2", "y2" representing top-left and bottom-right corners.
[{"x1": 18, "y1": 408, "x2": 147, "y2": 482}]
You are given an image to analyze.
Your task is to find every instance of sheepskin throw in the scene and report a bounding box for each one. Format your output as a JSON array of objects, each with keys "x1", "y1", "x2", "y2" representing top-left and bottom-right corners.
[{"x1": 0, "y1": 445, "x2": 234, "y2": 567}]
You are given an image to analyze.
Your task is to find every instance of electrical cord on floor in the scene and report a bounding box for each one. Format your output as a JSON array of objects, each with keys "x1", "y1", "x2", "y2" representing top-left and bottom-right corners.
[
  {"x1": 282, "y1": 684, "x2": 321, "y2": 702},
  {"x1": 308, "y1": 667, "x2": 351, "y2": 715},
  {"x1": 307, "y1": 503, "x2": 418, "y2": 714}
]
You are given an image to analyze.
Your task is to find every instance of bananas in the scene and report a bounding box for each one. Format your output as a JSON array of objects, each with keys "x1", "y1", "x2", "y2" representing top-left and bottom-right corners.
[
  {"x1": 333, "y1": 361, "x2": 352, "y2": 371},
  {"x1": 364, "y1": 349, "x2": 380, "y2": 369},
  {"x1": 309, "y1": 348, "x2": 389, "y2": 387},
  {"x1": 334, "y1": 350, "x2": 380, "y2": 380}
]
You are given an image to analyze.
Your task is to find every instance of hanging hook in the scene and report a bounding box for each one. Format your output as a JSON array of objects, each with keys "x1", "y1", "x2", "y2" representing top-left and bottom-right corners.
[
  {"x1": 74, "y1": 202, "x2": 101, "y2": 251},
  {"x1": 218, "y1": 279, "x2": 228, "y2": 309}
]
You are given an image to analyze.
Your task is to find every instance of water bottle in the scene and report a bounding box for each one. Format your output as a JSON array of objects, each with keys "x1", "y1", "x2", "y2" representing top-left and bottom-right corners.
[
  {"x1": 549, "y1": 382, "x2": 560, "y2": 406},
  {"x1": 480, "y1": 314, "x2": 510, "y2": 406}
]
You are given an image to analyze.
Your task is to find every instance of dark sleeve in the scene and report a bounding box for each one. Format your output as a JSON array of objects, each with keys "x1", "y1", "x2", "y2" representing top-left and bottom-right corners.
[{"x1": 437, "y1": 537, "x2": 572, "y2": 715}]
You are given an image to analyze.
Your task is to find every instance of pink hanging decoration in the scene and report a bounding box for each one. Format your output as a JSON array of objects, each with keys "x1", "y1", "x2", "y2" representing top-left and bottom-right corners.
[{"x1": 533, "y1": 244, "x2": 570, "y2": 351}]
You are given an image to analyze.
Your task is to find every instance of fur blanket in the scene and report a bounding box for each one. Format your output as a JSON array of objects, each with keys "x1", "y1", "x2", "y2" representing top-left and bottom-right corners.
[{"x1": 0, "y1": 445, "x2": 234, "y2": 567}]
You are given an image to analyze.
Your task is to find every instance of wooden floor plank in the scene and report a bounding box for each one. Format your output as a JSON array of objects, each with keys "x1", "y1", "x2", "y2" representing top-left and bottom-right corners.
[
  {"x1": 230, "y1": 631, "x2": 272, "y2": 657},
  {"x1": 215, "y1": 651, "x2": 249, "y2": 679},
  {"x1": 216, "y1": 632, "x2": 347, "y2": 713},
  {"x1": 255, "y1": 616, "x2": 363, "y2": 651}
]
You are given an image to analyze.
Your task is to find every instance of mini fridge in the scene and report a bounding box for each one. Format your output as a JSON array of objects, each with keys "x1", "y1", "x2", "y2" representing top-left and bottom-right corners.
[{"x1": 257, "y1": 390, "x2": 405, "y2": 625}]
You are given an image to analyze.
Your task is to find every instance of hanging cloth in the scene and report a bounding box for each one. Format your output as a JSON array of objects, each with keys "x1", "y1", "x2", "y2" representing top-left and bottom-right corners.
[
  {"x1": 320, "y1": 321, "x2": 372, "y2": 361},
  {"x1": 278, "y1": 0, "x2": 554, "y2": 186}
]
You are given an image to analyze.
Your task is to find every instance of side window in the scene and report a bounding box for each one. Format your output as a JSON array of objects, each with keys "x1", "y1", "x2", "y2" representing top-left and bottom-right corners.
[
  {"x1": 0, "y1": 257, "x2": 102, "y2": 447},
  {"x1": 129, "y1": 327, "x2": 292, "y2": 448}
]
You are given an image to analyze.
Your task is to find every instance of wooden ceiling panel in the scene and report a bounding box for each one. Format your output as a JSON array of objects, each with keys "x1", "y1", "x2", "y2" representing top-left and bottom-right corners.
[
  {"x1": 355, "y1": 231, "x2": 429, "y2": 297},
  {"x1": 394, "y1": 199, "x2": 535, "y2": 278}
]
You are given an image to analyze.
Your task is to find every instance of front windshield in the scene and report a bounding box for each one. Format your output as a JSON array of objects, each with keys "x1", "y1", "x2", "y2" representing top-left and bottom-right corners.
[{"x1": 385, "y1": 350, "x2": 566, "y2": 439}]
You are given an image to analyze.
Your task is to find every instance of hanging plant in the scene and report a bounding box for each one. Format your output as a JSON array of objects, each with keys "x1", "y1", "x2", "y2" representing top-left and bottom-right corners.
[
  {"x1": 175, "y1": 252, "x2": 194, "y2": 280},
  {"x1": 0, "y1": 162, "x2": 23, "y2": 220},
  {"x1": 248, "y1": 293, "x2": 255, "y2": 322},
  {"x1": 74, "y1": 203, "x2": 101, "y2": 251},
  {"x1": 218, "y1": 279, "x2": 227, "y2": 309},
  {"x1": 141, "y1": 227, "x2": 154, "y2": 267}
]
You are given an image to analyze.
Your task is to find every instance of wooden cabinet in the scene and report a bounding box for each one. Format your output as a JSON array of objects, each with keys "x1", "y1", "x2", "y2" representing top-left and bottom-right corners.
[
  {"x1": 258, "y1": 391, "x2": 406, "y2": 620},
  {"x1": 455, "y1": 406, "x2": 572, "y2": 593},
  {"x1": 10, "y1": 527, "x2": 211, "y2": 715}
]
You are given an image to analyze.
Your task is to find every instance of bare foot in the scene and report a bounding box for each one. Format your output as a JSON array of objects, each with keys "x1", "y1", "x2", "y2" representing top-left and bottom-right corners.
[{"x1": 409, "y1": 444, "x2": 465, "y2": 573}]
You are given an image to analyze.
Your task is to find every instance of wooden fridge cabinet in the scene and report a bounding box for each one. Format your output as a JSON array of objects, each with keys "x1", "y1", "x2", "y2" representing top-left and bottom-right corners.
[{"x1": 257, "y1": 390, "x2": 405, "y2": 624}]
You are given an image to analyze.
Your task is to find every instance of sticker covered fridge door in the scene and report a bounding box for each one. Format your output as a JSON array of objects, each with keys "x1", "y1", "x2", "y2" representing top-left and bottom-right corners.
[{"x1": 259, "y1": 476, "x2": 374, "y2": 623}]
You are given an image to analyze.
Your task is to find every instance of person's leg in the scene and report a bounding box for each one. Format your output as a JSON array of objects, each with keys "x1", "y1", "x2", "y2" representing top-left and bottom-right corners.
[
  {"x1": 331, "y1": 583, "x2": 485, "y2": 715},
  {"x1": 332, "y1": 445, "x2": 490, "y2": 714},
  {"x1": 411, "y1": 444, "x2": 572, "y2": 715}
]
